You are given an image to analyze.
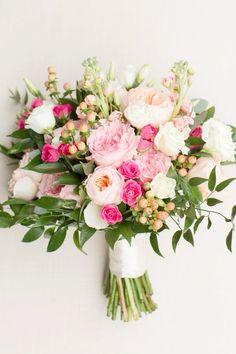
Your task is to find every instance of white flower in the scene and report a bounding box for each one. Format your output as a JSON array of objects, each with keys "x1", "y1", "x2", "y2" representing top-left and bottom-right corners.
[
  {"x1": 26, "y1": 102, "x2": 56, "y2": 134},
  {"x1": 13, "y1": 176, "x2": 38, "y2": 201},
  {"x1": 84, "y1": 202, "x2": 108, "y2": 229},
  {"x1": 202, "y1": 118, "x2": 235, "y2": 162},
  {"x1": 124, "y1": 65, "x2": 136, "y2": 88},
  {"x1": 150, "y1": 173, "x2": 176, "y2": 199},
  {"x1": 154, "y1": 122, "x2": 189, "y2": 156}
]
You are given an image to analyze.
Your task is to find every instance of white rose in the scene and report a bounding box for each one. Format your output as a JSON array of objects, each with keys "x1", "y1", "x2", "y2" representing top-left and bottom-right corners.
[
  {"x1": 26, "y1": 102, "x2": 56, "y2": 134},
  {"x1": 124, "y1": 65, "x2": 136, "y2": 88},
  {"x1": 154, "y1": 122, "x2": 189, "y2": 156},
  {"x1": 202, "y1": 118, "x2": 235, "y2": 162},
  {"x1": 13, "y1": 176, "x2": 38, "y2": 201},
  {"x1": 84, "y1": 202, "x2": 108, "y2": 229},
  {"x1": 150, "y1": 173, "x2": 176, "y2": 199}
]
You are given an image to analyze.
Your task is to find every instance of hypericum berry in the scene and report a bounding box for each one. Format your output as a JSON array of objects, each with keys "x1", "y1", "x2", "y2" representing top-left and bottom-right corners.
[
  {"x1": 145, "y1": 190, "x2": 154, "y2": 198},
  {"x1": 66, "y1": 122, "x2": 75, "y2": 131},
  {"x1": 79, "y1": 102, "x2": 87, "y2": 110},
  {"x1": 188, "y1": 155, "x2": 197, "y2": 164},
  {"x1": 48, "y1": 73, "x2": 56, "y2": 81},
  {"x1": 178, "y1": 154, "x2": 186, "y2": 163},
  {"x1": 87, "y1": 111, "x2": 96, "y2": 122},
  {"x1": 139, "y1": 216, "x2": 147, "y2": 224},
  {"x1": 69, "y1": 145, "x2": 78, "y2": 154},
  {"x1": 48, "y1": 66, "x2": 56, "y2": 74},
  {"x1": 151, "y1": 200, "x2": 158, "y2": 210},
  {"x1": 152, "y1": 219, "x2": 163, "y2": 231},
  {"x1": 166, "y1": 202, "x2": 175, "y2": 211},
  {"x1": 171, "y1": 155, "x2": 177, "y2": 161},
  {"x1": 144, "y1": 207, "x2": 152, "y2": 215},
  {"x1": 61, "y1": 131, "x2": 69, "y2": 139},
  {"x1": 178, "y1": 168, "x2": 187, "y2": 177},
  {"x1": 79, "y1": 123, "x2": 89, "y2": 133},
  {"x1": 63, "y1": 82, "x2": 71, "y2": 90},
  {"x1": 143, "y1": 182, "x2": 151, "y2": 191},
  {"x1": 138, "y1": 198, "x2": 148, "y2": 209},
  {"x1": 156, "y1": 211, "x2": 169, "y2": 221},
  {"x1": 77, "y1": 141, "x2": 86, "y2": 151}
]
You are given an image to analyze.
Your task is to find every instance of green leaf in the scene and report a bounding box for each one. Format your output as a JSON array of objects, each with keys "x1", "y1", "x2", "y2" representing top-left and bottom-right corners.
[
  {"x1": 33, "y1": 197, "x2": 65, "y2": 210},
  {"x1": 226, "y1": 229, "x2": 233, "y2": 252},
  {"x1": 23, "y1": 152, "x2": 42, "y2": 170},
  {"x1": 208, "y1": 166, "x2": 216, "y2": 192},
  {"x1": 81, "y1": 161, "x2": 95, "y2": 176},
  {"x1": 105, "y1": 228, "x2": 120, "y2": 249},
  {"x1": 3, "y1": 198, "x2": 28, "y2": 206},
  {"x1": 72, "y1": 163, "x2": 84, "y2": 174},
  {"x1": 79, "y1": 224, "x2": 96, "y2": 249},
  {"x1": 44, "y1": 227, "x2": 55, "y2": 239},
  {"x1": 22, "y1": 227, "x2": 44, "y2": 242},
  {"x1": 7, "y1": 138, "x2": 34, "y2": 154},
  {"x1": 183, "y1": 229, "x2": 194, "y2": 247},
  {"x1": 189, "y1": 177, "x2": 208, "y2": 186},
  {"x1": 55, "y1": 172, "x2": 82, "y2": 185},
  {"x1": 28, "y1": 129, "x2": 45, "y2": 149},
  {"x1": 47, "y1": 226, "x2": 68, "y2": 252},
  {"x1": 8, "y1": 129, "x2": 30, "y2": 139},
  {"x1": 0, "y1": 212, "x2": 13, "y2": 228},
  {"x1": 150, "y1": 233, "x2": 163, "y2": 257},
  {"x1": 131, "y1": 221, "x2": 150, "y2": 234},
  {"x1": 207, "y1": 198, "x2": 223, "y2": 206},
  {"x1": 193, "y1": 216, "x2": 205, "y2": 234},
  {"x1": 207, "y1": 217, "x2": 212, "y2": 229},
  {"x1": 118, "y1": 222, "x2": 133, "y2": 243},
  {"x1": 184, "y1": 216, "x2": 194, "y2": 231},
  {"x1": 28, "y1": 162, "x2": 67, "y2": 173},
  {"x1": 231, "y1": 205, "x2": 236, "y2": 220},
  {"x1": 192, "y1": 98, "x2": 208, "y2": 114},
  {"x1": 172, "y1": 230, "x2": 182, "y2": 252},
  {"x1": 215, "y1": 178, "x2": 236, "y2": 192},
  {"x1": 34, "y1": 215, "x2": 59, "y2": 226},
  {"x1": 185, "y1": 136, "x2": 205, "y2": 146}
]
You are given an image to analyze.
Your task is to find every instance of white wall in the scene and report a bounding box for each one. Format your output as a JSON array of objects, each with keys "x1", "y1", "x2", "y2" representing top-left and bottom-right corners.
[{"x1": 0, "y1": 1, "x2": 236, "y2": 353}]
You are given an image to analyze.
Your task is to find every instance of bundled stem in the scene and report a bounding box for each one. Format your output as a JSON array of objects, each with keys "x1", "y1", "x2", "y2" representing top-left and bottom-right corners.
[{"x1": 103, "y1": 270, "x2": 157, "y2": 321}]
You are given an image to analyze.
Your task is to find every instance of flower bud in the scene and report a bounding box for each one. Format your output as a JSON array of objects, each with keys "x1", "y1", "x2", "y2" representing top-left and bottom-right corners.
[
  {"x1": 139, "y1": 216, "x2": 147, "y2": 224},
  {"x1": 166, "y1": 202, "x2": 175, "y2": 211},
  {"x1": 188, "y1": 155, "x2": 197, "y2": 164},
  {"x1": 48, "y1": 73, "x2": 56, "y2": 81},
  {"x1": 144, "y1": 207, "x2": 152, "y2": 215},
  {"x1": 79, "y1": 102, "x2": 87, "y2": 110},
  {"x1": 152, "y1": 219, "x2": 163, "y2": 231},
  {"x1": 156, "y1": 211, "x2": 169, "y2": 221},
  {"x1": 87, "y1": 111, "x2": 96, "y2": 122},
  {"x1": 178, "y1": 155, "x2": 186, "y2": 163},
  {"x1": 48, "y1": 66, "x2": 56, "y2": 74},
  {"x1": 145, "y1": 190, "x2": 154, "y2": 198},
  {"x1": 63, "y1": 82, "x2": 71, "y2": 90},
  {"x1": 179, "y1": 168, "x2": 187, "y2": 177},
  {"x1": 107, "y1": 62, "x2": 115, "y2": 81},
  {"x1": 69, "y1": 144, "x2": 78, "y2": 154},
  {"x1": 79, "y1": 123, "x2": 88, "y2": 133},
  {"x1": 138, "y1": 198, "x2": 148, "y2": 209},
  {"x1": 66, "y1": 122, "x2": 75, "y2": 131},
  {"x1": 77, "y1": 141, "x2": 86, "y2": 151},
  {"x1": 136, "y1": 64, "x2": 150, "y2": 84},
  {"x1": 143, "y1": 182, "x2": 151, "y2": 191}
]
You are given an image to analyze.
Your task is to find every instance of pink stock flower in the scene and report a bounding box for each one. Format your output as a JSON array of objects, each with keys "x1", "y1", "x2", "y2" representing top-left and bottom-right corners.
[
  {"x1": 173, "y1": 116, "x2": 194, "y2": 138},
  {"x1": 136, "y1": 148, "x2": 171, "y2": 182},
  {"x1": 30, "y1": 98, "x2": 43, "y2": 110},
  {"x1": 87, "y1": 119, "x2": 138, "y2": 167},
  {"x1": 41, "y1": 144, "x2": 59, "y2": 162},
  {"x1": 121, "y1": 179, "x2": 142, "y2": 207},
  {"x1": 108, "y1": 111, "x2": 123, "y2": 121},
  {"x1": 57, "y1": 143, "x2": 69, "y2": 155},
  {"x1": 59, "y1": 185, "x2": 82, "y2": 206},
  {"x1": 180, "y1": 97, "x2": 193, "y2": 115},
  {"x1": 38, "y1": 173, "x2": 63, "y2": 198},
  {"x1": 141, "y1": 124, "x2": 157, "y2": 140},
  {"x1": 18, "y1": 118, "x2": 25, "y2": 129},
  {"x1": 100, "y1": 204, "x2": 122, "y2": 225},
  {"x1": 84, "y1": 95, "x2": 96, "y2": 106},
  {"x1": 53, "y1": 104, "x2": 72, "y2": 118},
  {"x1": 118, "y1": 160, "x2": 140, "y2": 179}
]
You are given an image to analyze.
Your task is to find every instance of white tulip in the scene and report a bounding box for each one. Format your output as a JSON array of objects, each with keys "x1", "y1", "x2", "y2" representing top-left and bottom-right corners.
[
  {"x1": 150, "y1": 173, "x2": 176, "y2": 199},
  {"x1": 84, "y1": 202, "x2": 108, "y2": 229},
  {"x1": 13, "y1": 176, "x2": 38, "y2": 201},
  {"x1": 26, "y1": 102, "x2": 56, "y2": 134}
]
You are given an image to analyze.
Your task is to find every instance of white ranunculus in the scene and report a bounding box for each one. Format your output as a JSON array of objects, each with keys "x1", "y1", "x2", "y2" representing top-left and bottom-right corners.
[
  {"x1": 84, "y1": 202, "x2": 108, "y2": 230},
  {"x1": 124, "y1": 65, "x2": 136, "y2": 88},
  {"x1": 13, "y1": 176, "x2": 38, "y2": 201},
  {"x1": 202, "y1": 118, "x2": 235, "y2": 162},
  {"x1": 26, "y1": 102, "x2": 56, "y2": 134},
  {"x1": 154, "y1": 122, "x2": 189, "y2": 156},
  {"x1": 150, "y1": 173, "x2": 176, "y2": 199}
]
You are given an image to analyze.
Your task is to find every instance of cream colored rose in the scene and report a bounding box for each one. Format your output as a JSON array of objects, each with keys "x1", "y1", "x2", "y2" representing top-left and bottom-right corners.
[
  {"x1": 26, "y1": 102, "x2": 56, "y2": 134},
  {"x1": 150, "y1": 173, "x2": 176, "y2": 199}
]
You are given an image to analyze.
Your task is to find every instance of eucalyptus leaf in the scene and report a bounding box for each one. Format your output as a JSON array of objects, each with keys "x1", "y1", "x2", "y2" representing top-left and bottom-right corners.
[
  {"x1": 189, "y1": 177, "x2": 208, "y2": 186},
  {"x1": 28, "y1": 162, "x2": 67, "y2": 173}
]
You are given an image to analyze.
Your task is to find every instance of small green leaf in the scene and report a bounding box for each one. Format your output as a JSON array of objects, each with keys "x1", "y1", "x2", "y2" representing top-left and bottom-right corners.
[
  {"x1": 81, "y1": 161, "x2": 95, "y2": 176},
  {"x1": 105, "y1": 228, "x2": 120, "y2": 249},
  {"x1": 33, "y1": 197, "x2": 65, "y2": 210},
  {"x1": 183, "y1": 229, "x2": 194, "y2": 247},
  {"x1": 131, "y1": 221, "x2": 150, "y2": 234},
  {"x1": 192, "y1": 98, "x2": 208, "y2": 114},
  {"x1": 207, "y1": 217, "x2": 212, "y2": 229},
  {"x1": 150, "y1": 233, "x2": 163, "y2": 257},
  {"x1": 7, "y1": 138, "x2": 34, "y2": 154},
  {"x1": 231, "y1": 205, "x2": 236, "y2": 220},
  {"x1": 193, "y1": 216, "x2": 205, "y2": 234},
  {"x1": 118, "y1": 222, "x2": 133, "y2": 243},
  {"x1": 55, "y1": 172, "x2": 82, "y2": 185},
  {"x1": 207, "y1": 198, "x2": 223, "y2": 206},
  {"x1": 22, "y1": 227, "x2": 44, "y2": 242},
  {"x1": 28, "y1": 162, "x2": 67, "y2": 173},
  {"x1": 34, "y1": 215, "x2": 59, "y2": 226},
  {"x1": 208, "y1": 166, "x2": 216, "y2": 192},
  {"x1": 47, "y1": 226, "x2": 68, "y2": 252},
  {"x1": 226, "y1": 229, "x2": 233, "y2": 252},
  {"x1": 79, "y1": 224, "x2": 96, "y2": 249},
  {"x1": 0, "y1": 212, "x2": 13, "y2": 228},
  {"x1": 184, "y1": 216, "x2": 194, "y2": 231},
  {"x1": 186, "y1": 136, "x2": 205, "y2": 146},
  {"x1": 44, "y1": 227, "x2": 55, "y2": 239},
  {"x1": 172, "y1": 230, "x2": 182, "y2": 252},
  {"x1": 8, "y1": 129, "x2": 30, "y2": 139},
  {"x1": 215, "y1": 178, "x2": 236, "y2": 192},
  {"x1": 189, "y1": 177, "x2": 208, "y2": 186}
]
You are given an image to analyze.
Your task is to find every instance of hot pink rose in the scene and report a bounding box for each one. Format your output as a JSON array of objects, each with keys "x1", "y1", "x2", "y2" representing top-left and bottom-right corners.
[
  {"x1": 57, "y1": 143, "x2": 69, "y2": 155},
  {"x1": 87, "y1": 119, "x2": 138, "y2": 167},
  {"x1": 136, "y1": 148, "x2": 171, "y2": 182},
  {"x1": 121, "y1": 179, "x2": 142, "y2": 207},
  {"x1": 38, "y1": 173, "x2": 63, "y2": 197},
  {"x1": 85, "y1": 166, "x2": 124, "y2": 205},
  {"x1": 100, "y1": 204, "x2": 122, "y2": 224},
  {"x1": 18, "y1": 118, "x2": 25, "y2": 129},
  {"x1": 53, "y1": 104, "x2": 72, "y2": 118},
  {"x1": 30, "y1": 98, "x2": 43, "y2": 110},
  {"x1": 118, "y1": 160, "x2": 140, "y2": 179},
  {"x1": 141, "y1": 124, "x2": 157, "y2": 140},
  {"x1": 41, "y1": 144, "x2": 59, "y2": 162},
  {"x1": 59, "y1": 185, "x2": 82, "y2": 206}
]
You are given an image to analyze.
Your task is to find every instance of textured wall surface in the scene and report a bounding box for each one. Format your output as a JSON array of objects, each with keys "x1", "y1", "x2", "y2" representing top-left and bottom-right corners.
[{"x1": 0, "y1": 1, "x2": 236, "y2": 353}]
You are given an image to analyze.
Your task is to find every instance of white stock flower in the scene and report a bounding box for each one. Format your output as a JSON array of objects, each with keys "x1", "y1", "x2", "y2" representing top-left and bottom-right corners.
[
  {"x1": 84, "y1": 202, "x2": 108, "y2": 230},
  {"x1": 202, "y1": 118, "x2": 235, "y2": 162},
  {"x1": 154, "y1": 122, "x2": 189, "y2": 156},
  {"x1": 150, "y1": 173, "x2": 176, "y2": 199},
  {"x1": 13, "y1": 176, "x2": 38, "y2": 201},
  {"x1": 26, "y1": 102, "x2": 56, "y2": 134}
]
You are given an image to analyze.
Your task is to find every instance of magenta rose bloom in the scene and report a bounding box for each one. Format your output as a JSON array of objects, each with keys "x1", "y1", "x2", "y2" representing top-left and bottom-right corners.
[
  {"x1": 121, "y1": 179, "x2": 142, "y2": 207},
  {"x1": 53, "y1": 104, "x2": 72, "y2": 118},
  {"x1": 189, "y1": 126, "x2": 203, "y2": 149},
  {"x1": 41, "y1": 144, "x2": 59, "y2": 162},
  {"x1": 57, "y1": 143, "x2": 69, "y2": 155},
  {"x1": 30, "y1": 98, "x2": 43, "y2": 110},
  {"x1": 118, "y1": 160, "x2": 140, "y2": 179},
  {"x1": 100, "y1": 204, "x2": 122, "y2": 224},
  {"x1": 141, "y1": 124, "x2": 157, "y2": 140}
]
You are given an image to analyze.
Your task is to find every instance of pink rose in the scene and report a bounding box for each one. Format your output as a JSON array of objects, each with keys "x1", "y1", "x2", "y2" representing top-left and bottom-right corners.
[
  {"x1": 118, "y1": 160, "x2": 140, "y2": 179},
  {"x1": 190, "y1": 126, "x2": 203, "y2": 149},
  {"x1": 121, "y1": 179, "x2": 142, "y2": 207},
  {"x1": 30, "y1": 98, "x2": 43, "y2": 110},
  {"x1": 141, "y1": 124, "x2": 157, "y2": 140},
  {"x1": 136, "y1": 148, "x2": 171, "y2": 182},
  {"x1": 100, "y1": 204, "x2": 122, "y2": 224},
  {"x1": 85, "y1": 166, "x2": 124, "y2": 205},
  {"x1": 59, "y1": 185, "x2": 82, "y2": 206},
  {"x1": 41, "y1": 144, "x2": 59, "y2": 162},
  {"x1": 18, "y1": 118, "x2": 25, "y2": 129},
  {"x1": 53, "y1": 104, "x2": 72, "y2": 118},
  {"x1": 38, "y1": 173, "x2": 63, "y2": 198},
  {"x1": 58, "y1": 143, "x2": 69, "y2": 155},
  {"x1": 87, "y1": 119, "x2": 138, "y2": 167}
]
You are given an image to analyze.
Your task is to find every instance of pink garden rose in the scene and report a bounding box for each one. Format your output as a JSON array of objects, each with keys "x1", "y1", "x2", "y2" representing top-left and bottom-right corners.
[
  {"x1": 87, "y1": 119, "x2": 138, "y2": 167},
  {"x1": 59, "y1": 185, "x2": 82, "y2": 206},
  {"x1": 30, "y1": 98, "x2": 43, "y2": 110},
  {"x1": 118, "y1": 160, "x2": 140, "y2": 179},
  {"x1": 100, "y1": 204, "x2": 122, "y2": 224},
  {"x1": 38, "y1": 173, "x2": 63, "y2": 197},
  {"x1": 121, "y1": 179, "x2": 142, "y2": 207},
  {"x1": 41, "y1": 144, "x2": 59, "y2": 162},
  {"x1": 136, "y1": 148, "x2": 171, "y2": 182},
  {"x1": 53, "y1": 104, "x2": 72, "y2": 118},
  {"x1": 85, "y1": 166, "x2": 124, "y2": 205}
]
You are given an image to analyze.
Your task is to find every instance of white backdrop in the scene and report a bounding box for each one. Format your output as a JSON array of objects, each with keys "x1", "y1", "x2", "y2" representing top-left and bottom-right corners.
[{"x1": 0, "y1": 1, "x2": 236, "y2": 353}]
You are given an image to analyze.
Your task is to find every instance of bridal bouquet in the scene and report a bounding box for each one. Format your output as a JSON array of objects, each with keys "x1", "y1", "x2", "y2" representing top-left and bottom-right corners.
[{"x1": 0, "y1": 58, "x2": 235, "y2": 322}]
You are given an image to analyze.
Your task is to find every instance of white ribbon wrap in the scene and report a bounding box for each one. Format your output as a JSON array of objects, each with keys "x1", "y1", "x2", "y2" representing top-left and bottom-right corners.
[{"x1": 109, "y1": 233, "x2": 149, "y2": 278}]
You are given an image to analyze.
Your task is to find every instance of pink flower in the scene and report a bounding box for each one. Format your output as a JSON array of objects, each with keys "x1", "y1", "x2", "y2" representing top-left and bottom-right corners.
[
  {"x1": 190, "y1": 126, "x2": 203, "y2": 149},
  {"x1": 53, "y1": 104, "x2": 72, "y2": 118},
  {"x1": 136, "y1": 148, "x2": 171, "y2": 182},
  {"x1": 41, "y1": 144, "x2": 59, "y2": 162},
  {"x1": 108, "y1": 111, "x2": 123, "y2": 121},
  {"x1": 138, "y1": 138, "x2": 153, "y2": 152},
  {"x1": 100, "y1": 204, "x2": 122, "y2": 224},
  {"x1": 141, "y1": 124, "x2": 157, "y2": 140},
  {"x1": 121, "y1": 179, "x2": 142, "y2": 207},
  {"x1": 57, "y1": 143, "x2": 69, "y2": 155},
  {"x1": 87, "y1": 119, "x2": 138, "y2": 167},
  {"x1": 38, "y1": 173, "x2": 63, "y2": 197},
  {"x1": 118, "y1": 160, "x2": 140, "y2": 179},
  {"x1": 85, "y1": 166, "x2": 124, "y2": 205},
  {"x1": 173, "y1": 116, "x2": 194, "y2": 138},
  {"x1": 84, "y1": 95, "x2": 96, "y2": 106},
  {"x1": 18, "y1": 118, "x2": 25, "y2": 129},
  {"x1": 59, "y1": 185, "x2": 82, "y2": 206},
  {"x1": 180, "y1": 97, "x2": 193, "y2": 115},
  {"x1": 30, "y1": 98, "x2": 43, "y2": 110}
]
